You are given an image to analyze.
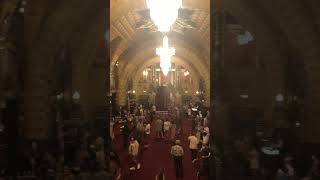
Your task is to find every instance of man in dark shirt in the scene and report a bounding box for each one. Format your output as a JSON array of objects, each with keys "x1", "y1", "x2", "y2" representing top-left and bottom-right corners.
[
  {"x1": 121, "y1": 123, "x2": 130, "y2": 149},
  {"x1": 198, "y1": 144, "x2": 214, "y2": 179}
]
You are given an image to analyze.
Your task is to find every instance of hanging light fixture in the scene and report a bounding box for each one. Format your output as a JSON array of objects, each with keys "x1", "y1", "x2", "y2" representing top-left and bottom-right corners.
[
  {"x1": 146, "y1": 0, "x2": 182, "y2": 32},
  {"x1": 156, "y1": 36, "x2": 175, "y2": 76}
]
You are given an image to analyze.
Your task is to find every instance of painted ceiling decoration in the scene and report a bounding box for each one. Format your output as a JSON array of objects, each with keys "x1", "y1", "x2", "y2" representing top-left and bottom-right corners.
[{"x1": 110, "y1": 8, "x2": 210, "y2": 45}]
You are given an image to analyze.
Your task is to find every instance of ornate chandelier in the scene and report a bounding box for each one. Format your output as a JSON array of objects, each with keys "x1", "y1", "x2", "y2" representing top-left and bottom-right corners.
[
  {"x1": 146, "y1": 0, "x2": 182, "y2": 32},
  {"x1": 156, "y1": 36, "x2": 175, "y2": 76}
]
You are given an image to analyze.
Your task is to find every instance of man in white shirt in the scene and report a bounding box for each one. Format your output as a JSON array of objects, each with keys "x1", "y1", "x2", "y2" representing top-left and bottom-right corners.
[
  {"x1": 171, "y1": 140, "x2": 184, "y2": 178},
  {"x1": 188, "y1": 133, "x2": 199, "y2": 162}
]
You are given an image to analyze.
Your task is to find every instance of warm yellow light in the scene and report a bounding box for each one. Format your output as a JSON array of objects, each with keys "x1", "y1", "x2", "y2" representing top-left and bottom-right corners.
[
  {"x1": 146, "y1": 0, "x2": 182, "y2": 32},
  {"x1": 184, "y1": 71, "x2": 189, "y2": 76},
  {"x1": 156, "y1": 36, "x2": 175, "y2": 76},
  {"x1": 143, "y1": 70, "x2": 148, "y2": 76}
]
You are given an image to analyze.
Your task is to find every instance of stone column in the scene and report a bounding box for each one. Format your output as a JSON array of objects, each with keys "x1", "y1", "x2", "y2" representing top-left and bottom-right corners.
[
  {"x1": 301, "y1": 63, "x2": 320, "y2": 142},
  {"x1": 211, "y1": 1, "x2": 228, "y2": 179},
  {"x1": 117, "y1": 75, "x2": 128, "y2": 106},
  {"x1": 211, "y1": 8, "x2": 228, "y2": 144}
]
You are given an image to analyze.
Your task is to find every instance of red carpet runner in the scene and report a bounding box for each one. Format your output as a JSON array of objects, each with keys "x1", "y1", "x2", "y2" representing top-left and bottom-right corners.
[{"x1": 114, "y1": 119, "x2": 204, "y2": 180}]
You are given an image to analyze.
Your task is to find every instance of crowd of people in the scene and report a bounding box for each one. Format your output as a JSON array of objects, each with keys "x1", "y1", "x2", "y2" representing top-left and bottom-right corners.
[
  {"x1": 1, "y1": 102, "x2": 319, "y2": 180},
  {"x1": 110, "y1": 103, "x2": 214, "y2": 180},
  {"x1": 220, "y1": 135, "x2": 320, "y2": 180},
  {"x1": 110, "y1": 102, "x2": 320, "y2": 180}
]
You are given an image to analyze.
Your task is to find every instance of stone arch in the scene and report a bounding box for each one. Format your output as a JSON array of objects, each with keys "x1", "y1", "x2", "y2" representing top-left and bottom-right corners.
[
  {"x1": 116, "y1": 44, "x2": 210, "y2": 106},
  {"x1": 131, "y1": 56, "x2": 204, "y2": 101}
]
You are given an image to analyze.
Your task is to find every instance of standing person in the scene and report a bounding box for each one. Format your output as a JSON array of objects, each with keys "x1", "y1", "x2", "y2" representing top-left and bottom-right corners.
[
  {"x1": 195, "y1": 122, "x2": 203, "y2": 144},
  {"x1": 127, "y1": 116, "x2": 135, "y2": 132},
  {"x1": 201, "y1": 127, "x2": 210, "y2": 150},
  {"x1": 192, "y1": 115, "x2": 199, "y2": 132},
  {"x1": 163, "y1": 119, "x2": 171, "y2": 140},
  {"x1": 187, "y1": 107, "x2": 192, "y2": 117},
  {"x1": 95, "y1": 145, "x2": 106, "y2": 169},
  {"x1": 128, "y1": 137, "x2": 141, "y2": 170},
  {"x1": 155, "y1": 117, "x2": 163, "y2": 139},
  {"x1": 170, "y1": 140, "x2": 184, "y2": 179},
  {"x1": 171, "y1": 121, "x2": 177, "y2": 142},
  {"x1": 175, "y1": 107, "x2": 182, "y2": 135},
  {"x1": 121, "y1": 123, "x2": 131, "y2": 149},
  {"x1": 88, "y1": 145, "x2": 96, "y2": 172},
  {"x1": 144, "y1": 121, "x2": 151, "y2": 147},
  {"x1": 248, "y1": 146, "x2": 260, "y2": 179},
  {"x1": 152, "y1": 105, "x2": 157, "y2": 121},
  {"x1": 197, "y1": 144, "x2": 212, "y2": 179},
  {"x1": 188, "y1": 133, "x2": 199, "y2": 162},
  {"x1": 136, "y1": 118, "x2": 144, "y2": 143},
  {"x1": 155, "y1": 168, "x2": 166, "y2": 180}
]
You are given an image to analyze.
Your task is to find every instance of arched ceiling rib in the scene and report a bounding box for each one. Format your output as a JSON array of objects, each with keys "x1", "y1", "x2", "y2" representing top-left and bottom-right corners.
[
  {"x1": 114, "y1": 33, "x2": 209, "y2": 71},
  {"x1": 117, "y1": 44, "x2": 210, "y2": 91},
  {"x1": 132, "y1": 56, "x2": 202, "y2": 85}
]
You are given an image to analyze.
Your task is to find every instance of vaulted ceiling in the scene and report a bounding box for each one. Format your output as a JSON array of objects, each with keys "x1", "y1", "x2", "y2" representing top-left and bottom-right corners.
[{"x1": 110, "y1": 0, "x2": 211, "y2": 73}]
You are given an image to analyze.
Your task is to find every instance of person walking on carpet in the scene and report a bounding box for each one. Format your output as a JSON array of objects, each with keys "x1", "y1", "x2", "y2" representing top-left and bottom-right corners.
[
  {"x1": 188, "y1": 132, "x2": 199, "y2": 162},
  {"x1": 155, "y1": 117, "x2": 164, "y2": 139},
  {"x1": 129, "y1": 137, "x2": 141, "y2": 170},
  {"x1": 170, "y1": 140, "x2": 184, "y2": 179},
  {"x1": 155, "y1": 168, "x2": 166, "y2": 180}
]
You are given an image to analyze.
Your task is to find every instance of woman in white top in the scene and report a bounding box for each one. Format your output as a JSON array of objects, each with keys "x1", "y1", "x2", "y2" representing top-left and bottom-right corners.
[{"x1": 129, "y1": 137, "x2": 140, "y2": 170}]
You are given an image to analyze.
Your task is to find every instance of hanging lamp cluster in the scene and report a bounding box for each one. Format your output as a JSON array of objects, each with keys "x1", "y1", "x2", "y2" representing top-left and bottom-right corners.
[{"x1": 146, "y1": 0, "x2": 182, "y2": 76}]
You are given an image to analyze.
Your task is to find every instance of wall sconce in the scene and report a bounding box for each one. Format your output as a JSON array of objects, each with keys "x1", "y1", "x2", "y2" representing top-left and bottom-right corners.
[
  {"x1": 196, "y1": 91, "x2": 199, "y2": 95},
  {"x1": 240, "y1": 94, "x2": 249, "y2": 99},
  {"x1": 184, "y1": 71, "x2": 189, "y2": 76},
  {"x1": 143, "y1": 70, "x2": 148, "y2": 76},
  {"x1": 275, "y1": 93, "x2": 284, "y2": 102},
  {"x1": 72, "y1": 91, "x2": 80, "y2": 100},
  {"x1": 56, "y1": 92, "x2": 63, "y2": 100}
]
